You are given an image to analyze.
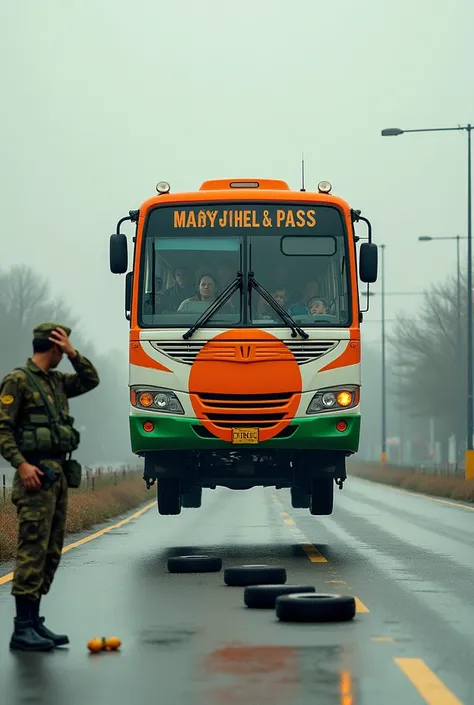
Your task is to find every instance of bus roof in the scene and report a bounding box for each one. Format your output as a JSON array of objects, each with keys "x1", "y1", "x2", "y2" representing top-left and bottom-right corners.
[{"x1": 137, "y1": 179, "x2": 352, "y2": 212}]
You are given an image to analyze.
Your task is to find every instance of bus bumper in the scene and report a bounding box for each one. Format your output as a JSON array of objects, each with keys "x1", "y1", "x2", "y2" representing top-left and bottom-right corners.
[{"x1": 130, "y1": 414, "x2": 361, "y2": 454}]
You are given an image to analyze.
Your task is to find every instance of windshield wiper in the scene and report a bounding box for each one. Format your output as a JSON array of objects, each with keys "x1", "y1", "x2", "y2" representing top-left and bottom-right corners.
[
  {"x1": 182, "y1": 273, "x2": 243, "y2": 340},
  {"x1": 248, "y1": 272, "x2": 309, "y2": 339}
]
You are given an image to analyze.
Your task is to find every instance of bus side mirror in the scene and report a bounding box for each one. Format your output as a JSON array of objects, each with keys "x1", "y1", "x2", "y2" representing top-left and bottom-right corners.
[
  {"x1": 125, "y1": 272, "x2": 132, "y2": 320},
  {"x1": 359, "y1": 242, "x2": 378, "y2": 283},
  {"x1": 110, "y1": 233, "x2": 128, "y2": 274}
]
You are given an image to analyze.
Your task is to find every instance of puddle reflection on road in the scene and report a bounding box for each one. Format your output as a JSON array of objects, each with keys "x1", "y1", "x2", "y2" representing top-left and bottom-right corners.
[
  {"x1": 5, "y1": 650, "x2": 69, "y2": 705},
  {"x1": 201, "y1": 644, "x2": 357, "y2": 704}
]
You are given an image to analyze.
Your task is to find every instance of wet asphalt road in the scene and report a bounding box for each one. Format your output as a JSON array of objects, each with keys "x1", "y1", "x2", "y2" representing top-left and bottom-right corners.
[{"x1": 0, "y1": 477, "x2": 473, "y2": 704}]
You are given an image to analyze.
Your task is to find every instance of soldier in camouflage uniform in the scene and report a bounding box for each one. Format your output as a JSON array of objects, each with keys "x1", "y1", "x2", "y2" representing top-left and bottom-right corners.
[{"x1": 0, "y1": 323, "x2": 99, "y2": 651}]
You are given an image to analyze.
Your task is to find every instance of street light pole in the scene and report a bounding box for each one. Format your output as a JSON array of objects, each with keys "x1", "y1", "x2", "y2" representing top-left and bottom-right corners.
[
  {"x1": 381, "y1": 244, "x2": 387, "y2": 466},
  {"x1": 457, "y1": 235, "x2": 462, "y2": 467},
  {"x1": 467, "y1": 126, "x2": 473, "y2": 475},
  {"x1": 382, "y1": 123, "x2": 474, "y2": 479},
  {"x1": 362, "y1": 284, "x2": 423, "y2": 467}
]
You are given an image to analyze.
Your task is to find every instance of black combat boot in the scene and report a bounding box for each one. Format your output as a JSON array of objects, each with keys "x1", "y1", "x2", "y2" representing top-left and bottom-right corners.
[
  {"x1": 31, "y1": 598, "x2": 69, "y2": 647},
  {"x1": 9, "y1": 597, "x2": 55, "y2": 652}
]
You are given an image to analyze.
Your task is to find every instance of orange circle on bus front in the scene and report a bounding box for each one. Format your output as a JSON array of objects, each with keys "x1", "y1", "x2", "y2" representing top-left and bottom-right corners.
[{"x1": 189, "y1": 329, "x2": 302, "y2": 443}]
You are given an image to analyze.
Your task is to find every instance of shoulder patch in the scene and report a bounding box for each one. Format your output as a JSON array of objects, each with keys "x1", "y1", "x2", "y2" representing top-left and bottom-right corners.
[
  {"x1": 8, "y1": 370, "x2": 27, "y2": 383},
  {"x1": 0, "y1": 394, "x2": 14, "y2": 405}
]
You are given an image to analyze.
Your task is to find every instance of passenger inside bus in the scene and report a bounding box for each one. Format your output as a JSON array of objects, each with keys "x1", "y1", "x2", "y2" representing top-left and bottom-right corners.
[
  {"x1": 177, "y1": 273, "x2": 218, "y2": 313},
  {"x1": 161, "y1": 266, "x2": 195, "y2": 310},
  {"x1": 256, "y1": 286, "x2": 288, "y2": 320},
  {"x1": 308, "y1": 297, "x2": 328, "y2": 316},
  {"x1": 287, "y1": 281, "x2": 321, "y2": 316}
]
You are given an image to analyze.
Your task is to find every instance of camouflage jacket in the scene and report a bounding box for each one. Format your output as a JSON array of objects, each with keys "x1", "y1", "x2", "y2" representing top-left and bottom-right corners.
[{"x1": 0, "y1": 352, "x2": 100, "y2": 469}]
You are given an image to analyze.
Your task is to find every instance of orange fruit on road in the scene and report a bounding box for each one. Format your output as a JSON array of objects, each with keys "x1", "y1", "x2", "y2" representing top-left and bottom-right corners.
[
  {"x1": 105, "y1": 636, "x2": 121, "y2": 651},
  {"x1": 87, "y1": 637, "x2": 105, "y2": 653}
]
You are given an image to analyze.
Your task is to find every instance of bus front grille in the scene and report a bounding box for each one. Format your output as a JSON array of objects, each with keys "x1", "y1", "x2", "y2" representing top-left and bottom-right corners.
[
  {"x1": 195, "y1": 392, "x2": 297, "y2": 430},
  {"x1": 150, "y1": 339, "x2": 338, "y2": 365}
]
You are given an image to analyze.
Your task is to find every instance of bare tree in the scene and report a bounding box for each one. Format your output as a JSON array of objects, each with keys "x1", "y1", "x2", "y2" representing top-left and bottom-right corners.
[
  {"x1": 388, "y1": 271, "x2": 470, "y2": 456},
  {"x1": 0, "y1": 266, "x2": 77, "y2": 376},
  {"x1": 0, "y1": 265, "x2": 48, "y2": 325},
  {"x1": 0, "y1": 265, "x2": 135, "y2": 465}
]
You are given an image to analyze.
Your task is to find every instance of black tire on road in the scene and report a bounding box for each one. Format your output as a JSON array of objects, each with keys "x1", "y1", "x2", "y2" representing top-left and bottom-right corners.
[
  {"x1": 290, "y1": 486, "x2": 310, "y2": 509},
  {"x1": 224, "y1": 565, "x2": 287, "y2": 587},
  {"x1": 309, "y1": 478, "x2": 334, "y2": 515},
  {"x1": 244, "y1": 584, "x2": 316, "y2": 608},
  {"x1": 157, "y1": 479, "x2": 181, "y2": 515},
  {"x1": 167, "y1": 555, "x2": 222, "y2": 573},
  {"x1": 181, "y1": 487, "x2": 202, "y2": 508},
  {"x1": 275, "y1": 593, "x2": 356, "y2": 622}
]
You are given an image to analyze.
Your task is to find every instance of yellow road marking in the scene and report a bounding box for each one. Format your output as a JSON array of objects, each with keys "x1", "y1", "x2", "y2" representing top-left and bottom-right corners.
[
  {"x1": 0, "y1": 571, "x2": 13, "y2": 586},
  {"x1": 299, "y1": 543, "x2": 328, "y2": 563},
  {"x1": 386, "y1": 485, "x2": 474, "y2": 513},
  {"x1": 394, "y1": 658, "x2": 463, "y2": 705},
  {"x1": 0, "y1": 501, "x2": 155, "y2": 586},
  {"x1": 280, "y1": 511, "x2": 289, "y2": 516},
  {"x1": 355, "y1": 597, "x2": 369, "y2": 613},
  {"x1": 305, "y1": 554, "x2": 327, "y2": 564},
  {"x1": 339, "y1": 670, "x2": 353, "y2": 705},
  {"x1": 276, "y1": 512, "x2": 368, "y2": 615},
  {"x1": 372, "y1": 637, "x2": 394, "y2": 642}
]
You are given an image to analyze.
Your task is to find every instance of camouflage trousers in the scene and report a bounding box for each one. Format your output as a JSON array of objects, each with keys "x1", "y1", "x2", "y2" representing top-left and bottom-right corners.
[{"x1": 10, "y1": 461, "x2": 68, "y2": 601}]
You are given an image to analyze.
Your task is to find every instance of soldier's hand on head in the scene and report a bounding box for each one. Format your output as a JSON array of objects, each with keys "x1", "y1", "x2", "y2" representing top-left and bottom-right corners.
[
  {"x1": 49, "y1": 327, "x2": 76, "y2": 358},
  {"x1": 17, "y1": 462, "x2": 44, "y2": 491}
]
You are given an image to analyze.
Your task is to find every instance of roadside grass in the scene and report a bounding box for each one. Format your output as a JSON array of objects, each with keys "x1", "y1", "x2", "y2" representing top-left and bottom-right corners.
[
  {"x1": 349, "y1": 461, "x2": 474, "y2": 503},
  {"x1": 0, "y1": 467, "x2": 150, "y2": 563}
]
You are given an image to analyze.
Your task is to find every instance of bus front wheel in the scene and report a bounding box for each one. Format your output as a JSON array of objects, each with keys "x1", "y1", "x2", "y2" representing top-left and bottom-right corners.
[
  {"x1": 309, "y1": 478, "x2": 334, "y2": 516},
  {"x1": 157, "y1": 479, "x2": 182, "y2": 515}
]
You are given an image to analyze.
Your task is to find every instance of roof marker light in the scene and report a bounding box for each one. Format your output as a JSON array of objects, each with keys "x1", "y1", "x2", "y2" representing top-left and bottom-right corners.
[
  {"x1": 318, "y1": 181, "x2": 332, "y2": 193},
  {"x1": 156, "y1": 181, "x2": 171, "y2": 194},
  {"x1": 229, "y1": 181, "x2": 260, "y2": 188}
]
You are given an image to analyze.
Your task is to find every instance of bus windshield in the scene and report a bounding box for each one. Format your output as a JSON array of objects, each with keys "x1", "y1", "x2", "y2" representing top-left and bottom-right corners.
[{"x1": 139, "y1": 203, "x2": 351, "y2": 328}]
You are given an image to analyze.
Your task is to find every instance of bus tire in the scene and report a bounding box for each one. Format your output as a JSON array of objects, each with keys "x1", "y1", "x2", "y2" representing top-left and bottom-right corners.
[
  {"x1": 224, "y1": 565, "x2": 287, "y2": 587},
  {"x1": 157, "y1": 479, "x2": 181, "y2": 515},
  {"x1": 275, "y1": 593, "x2": 356, "y2": 622},
  {"x1": 181, "y1": 487, "x2": 202, "y2": 508},
  {"x1": 244, "y1": 584, "x2": 315, "y2": 609},
  {"x1": 167, "y1": 555, "x2": 222, "y2": 573},
  {"x1": 309, "y1": 478, "x2": 334, "y2": 515},
  {"x1": 290, "y1": 486, "x2": 310, "y2": 509}
]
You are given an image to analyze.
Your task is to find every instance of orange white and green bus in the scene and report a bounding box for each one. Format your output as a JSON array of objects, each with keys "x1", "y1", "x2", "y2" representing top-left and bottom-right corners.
[{"x1": 109, "y1": 177, "x2": 378, "y2": 516}]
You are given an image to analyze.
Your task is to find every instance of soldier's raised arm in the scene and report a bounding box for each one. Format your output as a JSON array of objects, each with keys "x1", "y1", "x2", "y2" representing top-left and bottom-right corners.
[
  {"x1": 49, "y1": 327, "x2": 100, "y2": 398},
  {"x1": 0, "y1": 373, "x2": 27, "y2": 469}
]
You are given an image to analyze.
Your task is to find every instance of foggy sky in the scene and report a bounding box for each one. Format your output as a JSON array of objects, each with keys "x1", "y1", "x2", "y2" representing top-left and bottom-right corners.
[{"x1": 2, "y1": 0, "x2": 473, "y2": 352}]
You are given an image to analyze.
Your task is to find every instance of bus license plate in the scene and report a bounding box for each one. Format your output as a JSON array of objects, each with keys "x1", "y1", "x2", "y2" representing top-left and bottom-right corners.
[{"x1": 232, "y1": 427, "x2": 259, "y2": 444}]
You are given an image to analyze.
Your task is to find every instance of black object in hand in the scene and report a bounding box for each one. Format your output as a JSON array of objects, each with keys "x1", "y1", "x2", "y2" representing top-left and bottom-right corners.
[{"x1": 38, "y1": 464, "x2": 59, "y2": 490}]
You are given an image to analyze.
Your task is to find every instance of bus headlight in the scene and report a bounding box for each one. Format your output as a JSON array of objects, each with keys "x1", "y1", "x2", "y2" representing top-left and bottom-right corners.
[
  {"x1": 132, "y1": 387, "x2": 184, "y2": 414},
  {"x1": 306, "y1": 386, "x2": 359, "y2": 414}
]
